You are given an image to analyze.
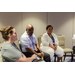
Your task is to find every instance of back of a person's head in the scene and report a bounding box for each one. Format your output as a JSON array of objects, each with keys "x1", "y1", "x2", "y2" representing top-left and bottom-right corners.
[{"x1": 0, "y1": 26, "x2": 14, "y2": 40}]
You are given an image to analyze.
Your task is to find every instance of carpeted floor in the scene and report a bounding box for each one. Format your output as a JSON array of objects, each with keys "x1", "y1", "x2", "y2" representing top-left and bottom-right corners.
[
  {"x1": 51, "y1": 53, "x2": 75, "y2": 62},
  {"x1": 64, "y1": 56, "x2": 75, "y2": 62},
  {"x1": 51, "y1": 56, "x2": 75, "y2": 62}
]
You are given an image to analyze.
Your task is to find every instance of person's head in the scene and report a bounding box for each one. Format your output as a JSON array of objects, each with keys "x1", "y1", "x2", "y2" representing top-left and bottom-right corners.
[
  {"x1": 26, "y1": 24, "x2": 34, "y2": 36},
  {"x1": 46, "y1": 25, "x2": 53, "y2": 34},
  {"x1": 0, "y1": 26, "x2": 17, "y2": 43}
]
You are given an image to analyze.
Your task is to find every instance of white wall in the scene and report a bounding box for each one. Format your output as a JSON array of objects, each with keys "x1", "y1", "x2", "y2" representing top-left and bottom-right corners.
[
  {"x1": 0, "y1": 12, "x2": 47, "y2": 47},
  {"x1": 0, "y1": 12, "x2": 21, "y2": 47},
  {"x1": 48, "y1": 12, "x2": 73, "y2": 48},
  {"x1": 0, "y1": 12, "x2": 75, "y2": 49},
  {"x1": 21, "y1": 12, "x2": 47, "y2": 38}
]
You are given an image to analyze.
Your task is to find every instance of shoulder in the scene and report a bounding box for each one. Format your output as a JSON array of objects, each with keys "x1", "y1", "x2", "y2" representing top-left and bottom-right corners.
[
  {"x1": 1, "y1": 43, "x2": 14, "y2": 55},
  {"x1": 1, "y1": 43, "x2": 19, "y2": 52},
  {"x1": 2, "y1": 43, "x2": 11, "y2": 49},
  {"x1": 52, "y1": 33, "x2": 56, "y2": 36},
  {"x1": 42, "y1": 33, "x2": 48, "y2": 37},
  {"x1": 32, "y1": 34, "x2": 36, "y2": 38},
  {"x1": 52, "y1": 33, "x2": 57, "y2": 38},
  {"x1": 21, "y1": 32, "x2": 27, "y2": 37},
  {"x1": 1, "y1": 43, "x2": 21, "y2": 56},
  {"x1": 20, "y1": 32, "x2": 29, "y2": 40},
  {"x1": 2, "y1": 43, "x2": 12, "y2": 50}
]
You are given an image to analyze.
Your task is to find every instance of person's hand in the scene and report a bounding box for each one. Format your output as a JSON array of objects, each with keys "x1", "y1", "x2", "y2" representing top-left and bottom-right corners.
[
  {"x1": 54, "y1": 46, "x2": 57, "y2": 50},
  {"x1": 41, "y1": 52, "x2": 44, "y2": 57},
  {"x1": 32, "y1": 54, "x2": 37, "y2": 60},
  {"x1": 36, "y1": 52, "x2": 44, "y2": 57},
  {"x1": 36, "y1": 53, "x2": 42, "y2": 57},
  {"x1": 52, "y1": 46, "x2": 56, "y2": 50},
  {"x1": 50, "y1": 44, "x2": 56, "y2": 50}
]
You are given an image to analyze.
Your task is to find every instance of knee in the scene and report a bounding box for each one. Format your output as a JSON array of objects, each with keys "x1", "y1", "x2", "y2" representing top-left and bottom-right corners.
[
  {"x1": 59, "y1": 48, "x2": 64, "y2": 55},
  {"x1": 48, "y1": 48, "x2": 54, "y2": 55},
  {"x1": 56, "y1": 48, "x2": 64, "y2": 57},
  {"x1": 43, "y1": 53, "x2": 51, "y2": 62}
]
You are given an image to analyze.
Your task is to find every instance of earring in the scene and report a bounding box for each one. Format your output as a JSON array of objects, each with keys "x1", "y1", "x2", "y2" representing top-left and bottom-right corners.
[{"x1": 10, "y1": 38, "x2": 11, "y2": 40}]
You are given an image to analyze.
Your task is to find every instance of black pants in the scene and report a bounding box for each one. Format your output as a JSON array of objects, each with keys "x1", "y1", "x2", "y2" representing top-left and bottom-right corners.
[{"x1": 23, "y1": 51, "x2": 51, "y2": 62}]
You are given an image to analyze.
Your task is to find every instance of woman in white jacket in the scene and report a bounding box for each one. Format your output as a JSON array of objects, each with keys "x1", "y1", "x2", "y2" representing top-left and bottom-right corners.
[{"x1": 40, "y1": 25, "x2": 64, "y2": 62}]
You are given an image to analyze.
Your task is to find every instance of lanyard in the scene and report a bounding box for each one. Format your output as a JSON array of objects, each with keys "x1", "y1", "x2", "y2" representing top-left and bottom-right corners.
[
  {"x1": 29, "y1": 36, "x2": 35, "y2": 50},
  {"x1": 50, "y1": 36, "x2": 55, "y2": 46},
  {"x1": 47, "y1": 33, "x2": 55, "y2": 46}
]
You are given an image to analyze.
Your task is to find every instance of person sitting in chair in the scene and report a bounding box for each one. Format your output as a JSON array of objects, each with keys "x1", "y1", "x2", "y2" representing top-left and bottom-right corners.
[
  {"x1": 40, "y1": 25, "x2": 64, "y2": 62},
  {"x1": 20, "y1": 24, "x2": 51, "y2": 62},
  {"x1": 0, "y1": 26, "x2": 37, "y2": 62}
]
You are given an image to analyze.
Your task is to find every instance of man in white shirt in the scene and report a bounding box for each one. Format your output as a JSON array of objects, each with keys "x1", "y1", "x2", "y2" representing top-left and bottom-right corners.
[{"x1": 20, "y1": 24, "x2": 51, "y2": 62}]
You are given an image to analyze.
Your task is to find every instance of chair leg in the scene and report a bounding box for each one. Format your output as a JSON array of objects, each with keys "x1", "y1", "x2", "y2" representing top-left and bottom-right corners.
[
  {"x1": 61, "y1": 58, "x2": 62, "y2": 62},
  {"x1": 54, "y1": 54, "x2": 56, "y2": 62},
  {"x1": 64, "y1": 53, "x2": 66, "y2": 61},
  {"x1": 71, "y1": 52, "x2": 73, "y2": 62}
]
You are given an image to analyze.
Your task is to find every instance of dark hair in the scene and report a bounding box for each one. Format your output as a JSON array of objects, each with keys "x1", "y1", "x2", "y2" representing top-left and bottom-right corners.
[
  {"x1": 0, "y1": 26, "x2": 14, "y2": 40},
  {"x1": 46, "y1": 25, "x2": 53, "y2": 30}
]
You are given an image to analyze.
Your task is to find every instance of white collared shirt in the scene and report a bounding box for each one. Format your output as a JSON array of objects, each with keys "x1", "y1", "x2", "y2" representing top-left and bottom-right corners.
[{"x1": 40, "y1": 32, "x2": 59, "y2": 47}]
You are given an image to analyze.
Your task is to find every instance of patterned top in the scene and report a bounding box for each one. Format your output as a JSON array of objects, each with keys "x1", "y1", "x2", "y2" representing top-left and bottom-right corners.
[{"x1": 20, "y1": 31, "x2": 38, "y2": 52}]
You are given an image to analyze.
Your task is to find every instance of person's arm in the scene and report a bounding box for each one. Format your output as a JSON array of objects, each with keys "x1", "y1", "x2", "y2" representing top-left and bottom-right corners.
[
  {"x1": 25, "y1": 43, "x2": 43, "y2": 57},
  {"x1": 16, "y1": 53, "x2": 37, "y2": 62},
  {"x1": 35, "y1": 44, "x2": 41, "y2": 51},
  {"x1": 54, "y1": 44, "x2": 57, "y2": 50},
  {"x1": 35, "y1": 44, "x2": 44, "y2": 57},
  {"x1": 16, "y1": 56, "x2": 33, "y2": 62},
  {"x1": 41, "y1": 34, "x2": 49, "y2": 46},
  {"x1": 49, "y1": 44, "x2": 57, "y2": 50},
  {"x1": 25, "y1": 47, "x2": 36, "y2": 54},
  {"x1": 49, "y1": 44, "x2": 55, "y2": 50}
]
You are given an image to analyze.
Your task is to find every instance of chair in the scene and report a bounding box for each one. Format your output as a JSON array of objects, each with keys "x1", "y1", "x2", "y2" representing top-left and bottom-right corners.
[
  {"x1": 57, "y1": 35, "x2": 73, "y2": 61},
  {"x1": 0, "y1": 42, "x2": 3, "y2": 51},
  {"x1": 37, "y1": 35, "x2": 73, "y2": 62},
  {"x1": 0, "y1": 42, "x2": 3, "y2": 62},
  {"x1": 18, "y1": 40, "x2": 22, "y2": 52}
]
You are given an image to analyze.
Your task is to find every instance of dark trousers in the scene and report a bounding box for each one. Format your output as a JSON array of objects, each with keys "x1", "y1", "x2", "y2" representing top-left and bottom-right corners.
[{"x1": 23, "y1": 51, "x2": 51, "y2": 62}]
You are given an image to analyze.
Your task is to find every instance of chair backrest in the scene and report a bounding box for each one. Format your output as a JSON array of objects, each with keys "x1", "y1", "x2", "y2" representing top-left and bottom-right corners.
[
  {"x1": 57, "y1": 35, "x2": 65, "y2": 49},
  {"x1": 37, "y1": 36, "x2": 42, "y2": 46},
  {"x1": 0, "y1": 43, "x2": 3, "y2": 51},
  {"x1": 37, "y1": 35, "x2": 65, "y2": 49},
  {"x1": 18, "y1": 40, "x2": 22, "y2": 52}
]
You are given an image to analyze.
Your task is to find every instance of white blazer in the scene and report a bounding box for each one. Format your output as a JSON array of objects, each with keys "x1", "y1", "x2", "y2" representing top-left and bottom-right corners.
[{"x1": 40, "y1": 32, "x2": 59, "y2": 47}]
